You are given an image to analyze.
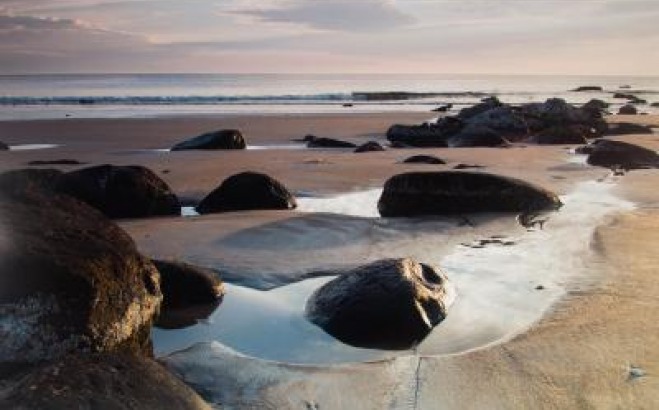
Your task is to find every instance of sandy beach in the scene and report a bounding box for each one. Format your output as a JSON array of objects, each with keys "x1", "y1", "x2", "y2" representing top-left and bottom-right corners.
[{"x1": 2, "y1": 111, "x2": 659, "y2": 408}]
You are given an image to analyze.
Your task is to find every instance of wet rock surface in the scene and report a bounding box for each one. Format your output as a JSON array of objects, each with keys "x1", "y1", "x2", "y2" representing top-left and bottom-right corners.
[
  {"x1": 378, "y1": 171, "x2": 562, "y2": 217},
  {"x1": 527, "y1": 125, "x2": 589, "y2": 145},
  {"x1": 56, "y1": 164, "x2": 180, "y2": 219},
  {"x1": 196, "y1": 171, "x2": 297, "y2": 214},
  {"x1": 305, "y1": 258, "x2": 454, "y2": 350},
  {"x1": 586, "y1": 140, "x2": 659, "y2": 170},
  {"x1": 171, "y1": 129, "x2": 246, "y2": 150}
]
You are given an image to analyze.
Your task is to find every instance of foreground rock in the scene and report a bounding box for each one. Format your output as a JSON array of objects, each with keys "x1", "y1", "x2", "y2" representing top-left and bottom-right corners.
[
  {"x1": 0, "y1": 354, "x2": 210, "y2": 409},
  {"x1": 354, "y1": 141, "x2": 385, "y2": 153},
  {"x1": 196, "y1": 171, "x2": 296, "y2": 214},
  {"x1": 0, "y1": 168, "x2": 63, "y2": 196},
  {"x1": 604, "y1": 122, "x2": 653, "y2": 136},
  {"x1": 305, "y1": 258, "x2": 454, "y2": 350},
  {"x1": 378, "y1": 171, "x2": 562, "y2": 217},
  {"x1": 307, "y1": 137, "x2": 357, "y2": 148},
  {"x1": 586, "y1": 140, "x2": 659, "y2": 170},
  {"x1": 403, "y1": 155, "x2": 446, "y2": 164},
  {"x1": 171, "y1": 129, "x2": 246, "y2": 150},
  {"x1": 0, "y1": 190, "x2": 162, "y2": 364},
  {"x1": 153, "y1": 260, "x2": 225, "y2": 329},
  {"x1": 57, "y1": 165, "x2": 180, "y2": 219}
]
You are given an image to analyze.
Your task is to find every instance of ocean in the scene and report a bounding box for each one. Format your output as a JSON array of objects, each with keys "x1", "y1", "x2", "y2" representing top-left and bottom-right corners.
[{"x1": 1, "y1": 73, "x2": 658, "y2": 120}]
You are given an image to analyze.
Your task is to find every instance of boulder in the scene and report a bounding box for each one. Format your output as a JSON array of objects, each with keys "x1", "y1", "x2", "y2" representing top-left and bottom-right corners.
[
  {"x1": 527, "y1": 125, "x2": 588, "y2": 145},
  {"x1": 402, "y1": 155, "x2": 446, "y2": 165},
  {"x1": 581, "y1": 99, "x2": 610, "y2": 117},
  {"x1": 604, "y1": 122, "x2": 653, "y2": 136},
  {"x1": 0, "y1": 141, "x2": 8, "y2": 150},
  {"x1": 0, "y1": 168, "x2": 63, "y2": 197},
  {"x1": 571, "y1": 86, "x2": 603, "y2": 92},
  {"x1": 613, "y1": 93, "x2": 647, "y2": 104},
  {"x1": 56, "y1": 165, "x2": 180, "y2": 219},
  {"x1": 196, "y1": 171, "x2": 296, "y2": 214},
  {"x1": 377, "y1": 171, "x2": 562, "y2": 217},
  {"x1": 458, "y1": 105, "x2": 528, "y2": 138},
  {"x1": 354, "y1": 141, "x2": 385, "y2": 153},
  {"x1": 305, "y1": 258, "x2": 455, "y2": 350},
  {"x1": 519, "y1": 98, "x2": 608, "y2": 137},
  {"x1": 447, "y1": 124, "x2": 509, "y2": 147},
  {"x1": 0, "y1": 190, "x2": 162, "y2": 364},
  {"x1": 307, "y1": 137, "x2": 356, "y2": 148},
  {"x1": 586, "y1": 140, "x2": 659, "y2": 170},
  {"x1": 0, "y1": 354, "x2": 210, "y2": 409},
  {"x1": 386, "y1": 117, "x2": 463, "y2": 147},
  {"x1": 152, "y1": 260, "x2": 224, "y2": 329},
  {"x1": 618, "y1": 104, "x2": 638, "y2": 115},
  {"x1": 457, "y1": 96, "x2": 503, "y2": 120},
  {"x1": 171, "y1": 129, "x2": 245, "y2": 151}
]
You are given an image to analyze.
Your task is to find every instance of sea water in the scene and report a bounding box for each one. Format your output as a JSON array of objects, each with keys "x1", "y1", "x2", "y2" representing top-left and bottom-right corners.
[{"x1": 1, "y1": 73, "x2": 658, "y2": 120}]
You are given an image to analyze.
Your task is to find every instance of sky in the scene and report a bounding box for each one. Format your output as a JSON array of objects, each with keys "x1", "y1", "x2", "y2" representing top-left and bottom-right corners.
[{"x1": 0, "y1": 0, "x2": 657, "y2": 75}]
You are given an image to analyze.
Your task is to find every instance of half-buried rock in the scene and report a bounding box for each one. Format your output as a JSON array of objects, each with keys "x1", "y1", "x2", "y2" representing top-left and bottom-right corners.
[
  {"x1": 56, "y1": 164, "x2": 180, "y2": 219},
  {"x1": 354, "y1": 141, "x2": 385, "y2": 153},
  {"x1": 196, "y1": 171, "x2": 297, "y2": 214},
  {"x1": 0, "y1": 189, "x2": 162, "y2": 364},
  {"x1": 153, "y1": 260, "x2": 225, "y2": 329},
  {"x1": 305, "y1": 258, "x2": 455, "y2": 350},
  {"x1": 171, "y1": 129, "x2": 246, "y2": 150},
  {"x1": 378, "y1": 171, "x2": 562, "y2": 217},
  {"x1": 403, "y1": 155, "x2": 446, "y2": 165},
  {"x1": 586, "y1": 140, "x2": 659, "y2": 170},
  {"x1": 307, "y1": 137, "x2": 357, "y2": 148}
]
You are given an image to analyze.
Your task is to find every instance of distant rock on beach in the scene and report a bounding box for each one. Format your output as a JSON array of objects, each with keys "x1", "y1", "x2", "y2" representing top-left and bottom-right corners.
[
  {"x1": 377, "y1": 171, "x2": 562, "y2": 217},
  {"x1": 196, "y1": 171, "x2": 297, "y2": 214},
  {"x1": 585, "y1": 140, "x2": 659, "y2": 170},
  {"x1": 618, "y1": 104, "x2": 638, "y2": 115},
  {"x1": 604, "y1": 122, "x2": 653, "y2": 136},
  {"x1": 171, "y1": 129, "x2": 246, "y2": 150},
  {"x1": 307, "y1": 136, "x2": 357, "y2": 148},
  {"x1": 305, "y1": 258, "x2": 454, "y2": 350},
  {"x1": 402, "y1": 155, "x2": 446, "y2": 164},
  {"x1": 571, "y1": 86, "x2": 603, "y2": 92},
  {"x1": 354, "y1": 141, "x2": 385, "y2": 153},
  {"x1": 0, "y1": 141, "x2": 8, "y2": 150}
]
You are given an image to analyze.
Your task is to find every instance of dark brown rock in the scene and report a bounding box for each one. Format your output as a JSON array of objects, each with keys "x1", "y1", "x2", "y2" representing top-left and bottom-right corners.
[
  {"x1": 618, "y1": 104, "x2": 638, "y2": 115},
  {"x1": 354, "y1": 141, "x2": 385, "y2": 153},
  {"x1": 305, "y1": 258, "x2": 454, "y2": 350},
  {"x1": 0, "y1": 190, "x2": 162, "y2": 364},
  {"x1": 152, "y1": 260, "x2": 224, "y2": 329},
  {"x1": 402, "y1": 155, "x2": 446, "y2": 165},
  {"x1": 447, "y1": 124, "x2": 509, "y2": 147},
  {"x1": 56, "y1": 164, "x2": 180, "y2": 219},
  {"x1": 307, "y1": 137, "x2": 356, "y2": 148},
  {"x1": 586, "y1": 140, "x2": 659, "y2": 170},
  {"x1": 571, "y1": 86, "x2": 603, "y2": 92},
  {"x1": 378, "y1": 171, "x2": 562, "y2": 217},
  {"x1": 0, "y1": 354, "x2": 210, "y2": 409},
  {"x1": 604, "y1": 122, "x2": 653, "y2": 136},
  {"x1": 527, "y1": 125, "x2": 588, "y2": 145},
  {"x1": 386, "y1": 117, "x2": 461, "y2": 147},
  {"x1": 171, "y1": 129, "x2": 245, "y2": 151},
  {"x1": 27, "y1": 159, "x2": 86, "y2": 166},
  {"x1": 0, "y1": 168, "x2": 63, "y2": 197},
  {"x1": 196, "y1": 171, "x2": 296, "y2": 214},
  {"x1": 457, "y1": 96, "x2": 503, "y2": 120}
]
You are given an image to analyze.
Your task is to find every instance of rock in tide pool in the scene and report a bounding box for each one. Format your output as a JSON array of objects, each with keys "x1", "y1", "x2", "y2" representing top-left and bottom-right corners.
[
  {"x1": 354, "y1": 141, "x2": 385, "y2": 153},
  {"x1": 527, "y1": 125, "x2": 589, "y2": 145},
  {"x1": 586, "y1": 140, "x2": 659, "y2": 170},
  {"x1": 0, "y1": 354, "x2": 210, "y2": 409},
  {"x1": 305, "y1": 258, "x2": 455, "y2": 350},
  {"x1": 196, "y1": 171, "x2": 296, "y2": 214},
  {"x1": 0, "y1": 190, "x2": 162, "y2": 364},
  {"x1": 171, "y1": 129, "x2": 245, "y2": 150},
  {"x1": 378, "y1": 171, "x2": 562, "y2": 217},
  {"x1": 152, "y1": 260, "x2": 225, "y2": 329},
  {"x1": 402, "y1": 155, "x2": 446, "y2": 165},
  {"x1": 56, "y1": 164, "x2": 180, "y2": 219},
  {"x1": 307, "y1": 137, "x2": 356, "y2": 148}
]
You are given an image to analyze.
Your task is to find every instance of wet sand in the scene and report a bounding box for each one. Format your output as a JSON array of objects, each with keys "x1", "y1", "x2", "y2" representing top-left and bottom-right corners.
[{"x1": 2, "y1": 113, "x2": 659, "y2": 407}]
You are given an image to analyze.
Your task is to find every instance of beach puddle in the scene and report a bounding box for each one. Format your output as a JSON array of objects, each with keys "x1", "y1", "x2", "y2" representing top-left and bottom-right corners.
[
  {"x1": 181, "y1": 206, "x2": 199, "y2": 217},
  {"x1": 8, "y1": 144, "x2": 60, "y2": 151},
  {"x1": 154, "y1": 180, "x2": 633, "y2": 366}
]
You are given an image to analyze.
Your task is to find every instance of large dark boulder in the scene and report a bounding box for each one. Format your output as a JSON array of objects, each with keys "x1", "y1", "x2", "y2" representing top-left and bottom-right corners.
[
  {"x1": 152, "y1": 260, "x2": 224, "y2": 329},
  {"x1": 457, "y1": 96, "x2": 503, "y2": 120},
  {"x1": 618, "y1": 104, "x2": 638, "y2": 115},
  {"x1": 196, "y1": 171, "x2": 296, "y2": 214},
  {"x1": 604, "y1": 122, "x2": 653, "y2": 136},
  {"x1": 0, "y1": 168, "x2": 63, "y2": 197},
  {"x1": 527, "y1": 125, "x2": 588, "y2": 145},
  {"x1": 447, "y1": 124, "x2": 508, "y2": 147},
  {"x1": 354, "y1": 141, "x2": 385, "y2": 153},
  {"x1": 305, "y1": 258, "x2": 454, "y2": 350},
  {"x1": 0, "y1": 190, "x2": 162, "y2": 365},
  {"x1": 0, "y1": 141, "x2": 8, "y2": 150},
  {"x1": 171, "y1": 129, "x2": 245, "y2": 151},
  {"x1": 386, "y1": 117, "x2": 462, "y2": 147},
  {"x1": 307, "y1": 137, "x2": 356, "y2": 148},
  {"x1": 56, "y1": 165, "x2": 180, "y2": 219},
  {"x1": 0, "y1": 354, "x2": 210, "y2": 409},
  {"x1": 458, "y1": 105, "x2": 528, "y2": 138},
  {"x1": 586, "y1": 140, "x2": 659, "y2": 170},
  {"x1": 403, "y1": 155, "x2": 446, "y2": 165},
  {"x1": 378, "y1": 171, "x2": 562, "y2": 217}
]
